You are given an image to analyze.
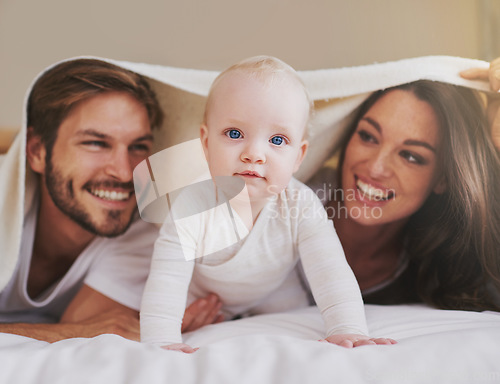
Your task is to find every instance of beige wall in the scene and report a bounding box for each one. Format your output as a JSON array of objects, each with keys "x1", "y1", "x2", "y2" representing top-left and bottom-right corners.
[{"x1": 0, "y1": 0, "x2": 482, "y2": 129}]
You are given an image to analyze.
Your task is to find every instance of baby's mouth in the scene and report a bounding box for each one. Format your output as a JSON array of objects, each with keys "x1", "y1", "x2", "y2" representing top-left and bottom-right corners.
[
  {"x1": 237, "y1": 171, "x2": 263, "y2": 178},
  {"x1": 356, "y1": 178, "x2": 394, "y2": 201}
]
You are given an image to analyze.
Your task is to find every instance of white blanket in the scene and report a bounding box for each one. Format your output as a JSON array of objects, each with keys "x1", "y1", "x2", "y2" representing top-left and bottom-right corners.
[
  {"x1": 0, "y1": 54, "x2": 491, "y2": 292},
  {"x1": 1, "y1": 305, "x2": 499, "y2": 384},
  {"x1": 0, "y1": 56, "x2": 498, "y2": 384}
]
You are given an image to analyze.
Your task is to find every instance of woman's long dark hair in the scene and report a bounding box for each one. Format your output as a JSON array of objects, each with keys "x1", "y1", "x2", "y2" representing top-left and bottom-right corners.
[{"x1": 338, "y1": 80, "x2": 500, "y2": 311}]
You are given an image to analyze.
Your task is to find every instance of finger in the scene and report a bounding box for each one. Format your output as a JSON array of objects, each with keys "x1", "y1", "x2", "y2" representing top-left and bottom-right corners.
[
  {"x1": 205, "y1": 300, "x2": 223, "y2": 325},
  {"x1": 490, "y1": 68, "x2": 500, "y2": 92},
  {"x1": 460, "y1": 67, "x2": 489, "y2": 81},
  {"x1": 181, "y1": 299, "x2": 207, "y2": 333},
  {"x1": 460, "y1": 66, "x2": 500, "y2": 92},
  {"x1": 184, "y1": 310, "x2": 209, "y2": 332},
  {"x1": 214, "y1": 313, "x2": 225, "y2": 324},
  {"x1": 338, "y1": 339, "x2": 354, "y2": 348},
  {"x1": 491, "y1": 57, "x2": 500, "y2": 67},
  {"x1": 353, "y1": 339, "x2": 376, "y2": 347},
  {"x1": 489, "y1": 100, "x2": 500, "y2": 150},
  {"x1": 371, "y1": 338, "x2": 396, "y2": 345},
  {"x1": 185, "y1": 295, "x2": 221, "y2": 332},
  {"x1": 161, "y1": 343, "x2": 199, "y2": 353},
  {"x1": 490, "y1": 57, "x2": 500, "y2": 82},
  {"x1": 180, "y1": 345, "x2": 199, "y2": 354},
  {"x1": 203, "y1": 294, "x2": 223, "y2": 321},
  {"x1": 207, "y1": 293, "x2": 221, "y2": 307},
  {"x1": 489, "y1": 57, "x2": 500, "y2": 91}
]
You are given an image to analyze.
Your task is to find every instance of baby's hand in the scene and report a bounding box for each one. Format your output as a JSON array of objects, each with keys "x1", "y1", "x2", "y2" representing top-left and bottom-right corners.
[
  {"x1": 320, "y1": 333, "x2": 397, "y2": 348},
  {"x1": 161, "y1": 343, "x2": 199, "y2": 353}
]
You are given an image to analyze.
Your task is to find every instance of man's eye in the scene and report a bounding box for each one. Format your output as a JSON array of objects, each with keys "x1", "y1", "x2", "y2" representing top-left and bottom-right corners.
[
  {"x1": 270, "y1": 136, "x2": 285, "y2": 146},
  {"x1": 130, "y1": 144, "x2": 151, "y2": 153},
  {"x1": 83, "y1": 141, "x2": 108, "y2": 148},
  {"x1": 225, "y1": 129, "x2": 242, "y2": 139}
]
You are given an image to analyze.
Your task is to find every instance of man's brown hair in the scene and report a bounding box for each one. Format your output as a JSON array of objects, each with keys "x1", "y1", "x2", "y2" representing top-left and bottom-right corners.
[{"x1": 27, "y1": 59, "x2": 164, "y2": 159}]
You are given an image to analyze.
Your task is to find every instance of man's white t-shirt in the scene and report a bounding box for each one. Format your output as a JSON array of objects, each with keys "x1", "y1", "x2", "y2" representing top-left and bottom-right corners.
[{"x1": 0, "y1": 195, "x2": 158, "y2": 323}]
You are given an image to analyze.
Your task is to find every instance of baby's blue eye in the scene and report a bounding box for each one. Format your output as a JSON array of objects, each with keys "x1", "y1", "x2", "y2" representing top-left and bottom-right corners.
[
  {"x1": 270, "y1": 136, "x2": 284, "y2": 146},
  {"x1": 227, "y1": 129, "x2": 241, "y2": 139}
]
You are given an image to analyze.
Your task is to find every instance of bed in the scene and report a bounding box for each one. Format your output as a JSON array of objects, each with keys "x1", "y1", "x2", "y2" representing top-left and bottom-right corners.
[
  {"x1": 1, "y1": 55, "x2": 499, "y2": 384},
  {"x1": 1, "y1": 305, "x2": 499, "y2": 383}
]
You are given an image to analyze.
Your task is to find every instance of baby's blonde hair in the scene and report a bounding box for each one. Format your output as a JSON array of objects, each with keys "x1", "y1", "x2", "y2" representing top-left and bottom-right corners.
[{"x1": 203, "y1": 55, "x2": 314, "y2": 135}]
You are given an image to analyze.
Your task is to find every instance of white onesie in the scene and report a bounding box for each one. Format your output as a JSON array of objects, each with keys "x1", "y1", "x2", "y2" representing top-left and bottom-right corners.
[{"x1": 140, "y1": 178, "x2": 367, "y2": 345}]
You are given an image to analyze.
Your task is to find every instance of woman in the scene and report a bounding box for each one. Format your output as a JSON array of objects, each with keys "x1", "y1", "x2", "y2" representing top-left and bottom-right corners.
[
  {"x1": 181, "y1": 59, "x2": 500, "y2": 331},
  {"x1": 318, "y1": 78, "x2": 500, "y2": 311}
]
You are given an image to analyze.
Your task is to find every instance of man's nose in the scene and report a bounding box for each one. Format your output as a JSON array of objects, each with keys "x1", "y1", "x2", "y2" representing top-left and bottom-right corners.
[{"x1": 105, "y1": 147, "x2": 134, "y2": 181}]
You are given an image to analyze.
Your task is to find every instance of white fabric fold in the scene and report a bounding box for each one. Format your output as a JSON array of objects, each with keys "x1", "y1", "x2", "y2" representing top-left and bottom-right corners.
[{"x1": 0, "y1": 55, "x2": 491, "y2": 292}]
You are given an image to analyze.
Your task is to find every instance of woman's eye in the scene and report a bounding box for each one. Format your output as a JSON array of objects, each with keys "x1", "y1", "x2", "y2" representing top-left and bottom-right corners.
[
  {"x1": 226, "y1": 129, "x2": 242, "y2": 139},
  {"x1": 400, "y1": 150, "x2": 426, "y2": 165},
  {"x1": 270, "y1": 135, "x2": 285, "y2": 146},
  {"x1": 357, "y1": 130, "x2": 376, "y2": 143}
]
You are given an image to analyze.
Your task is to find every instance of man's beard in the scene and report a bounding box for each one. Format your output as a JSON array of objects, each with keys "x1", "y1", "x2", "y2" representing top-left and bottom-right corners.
[{"x1": 44, "y1": 156, "x2": 136, "y2": 238}]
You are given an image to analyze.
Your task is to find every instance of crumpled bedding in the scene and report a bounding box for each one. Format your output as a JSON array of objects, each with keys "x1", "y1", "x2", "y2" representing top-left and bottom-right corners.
[
  {"x1": 1, "y1": 305, "x2": 499, "y2": 384},
  {"x1": 0, "y1": 55, "x2": 497, "y2": 384}
]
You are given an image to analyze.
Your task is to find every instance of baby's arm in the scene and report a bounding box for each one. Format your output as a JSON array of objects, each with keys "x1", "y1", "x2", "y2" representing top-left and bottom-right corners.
[
  {"x1": 140, "y1": 215, "x2": 197, "y2": 352},
  {"x1": 296, "y1": 189, "x2": 396, "y2": 347}
]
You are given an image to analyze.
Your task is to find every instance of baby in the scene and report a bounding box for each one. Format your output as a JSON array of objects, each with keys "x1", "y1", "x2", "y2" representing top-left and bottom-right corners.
[{"x1": 140, "y1": 56, "x2": 395, "y2": 352}]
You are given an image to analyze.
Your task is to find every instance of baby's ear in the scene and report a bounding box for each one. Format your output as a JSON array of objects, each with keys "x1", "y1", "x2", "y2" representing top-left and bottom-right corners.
[
  {"x1": 200, "y1": 124, "x2": 209, "y2": 158},
  {"x1": 26, "y1": 127, "x2": 47, "y2": 174},
  {"x1": 293, "y1": 140, "x2": 309, "y2": 173}
]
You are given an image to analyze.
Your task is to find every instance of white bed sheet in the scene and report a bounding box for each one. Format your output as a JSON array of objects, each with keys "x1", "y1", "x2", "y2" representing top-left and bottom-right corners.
[{"x1": 1, "y1": 304, "x2": 499, "y2": 384}]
